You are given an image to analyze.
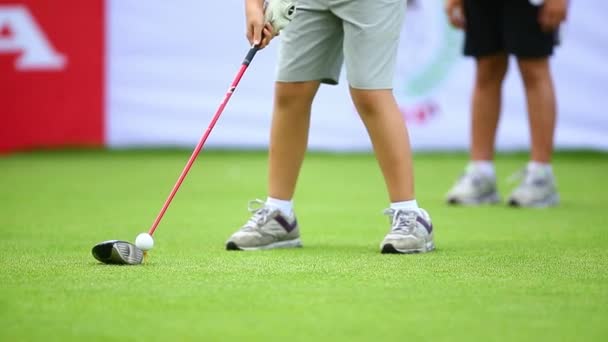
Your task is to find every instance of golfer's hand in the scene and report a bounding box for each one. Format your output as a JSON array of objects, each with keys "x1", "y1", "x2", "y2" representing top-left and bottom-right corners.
[
  {"x1": 539, "y1": 0, "x2": 568, "y2": 32},
  {"x1": 245, "y1": 0, "x2": 276, "y2": 49},
  {"x1": 445, "y1": 0, "x2": 465, "y2": 29}
]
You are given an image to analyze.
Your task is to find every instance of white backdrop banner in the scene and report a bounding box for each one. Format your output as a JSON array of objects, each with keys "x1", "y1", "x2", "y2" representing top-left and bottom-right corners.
[{"x1": 107, "y1": 0, "x2": 608, "y2": 151}]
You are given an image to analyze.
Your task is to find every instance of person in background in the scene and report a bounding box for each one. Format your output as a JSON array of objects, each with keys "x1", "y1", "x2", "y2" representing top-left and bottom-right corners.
[{"x1": 444, "y1": 0, "x2": 569, "y2": 207}]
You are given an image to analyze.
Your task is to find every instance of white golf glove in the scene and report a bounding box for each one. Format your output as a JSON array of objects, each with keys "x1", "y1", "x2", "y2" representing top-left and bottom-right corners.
[{"x1": 264, "y1": 0, "x2": 297, "y2": 33}]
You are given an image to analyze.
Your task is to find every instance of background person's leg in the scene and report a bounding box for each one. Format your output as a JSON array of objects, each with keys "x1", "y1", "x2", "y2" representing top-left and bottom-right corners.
[
  {"x1": 445, "y1": 54, "x2": 507, "y2": 205},
  {"x1": 445, "y1": 0, "x2": 506, "y2": 205},
  {"x1": 461, "y1": 0, "x2": 507, "y2": 162},
  {"x1": 502, "y1": 0, "x2": 559, "y2": 207},
  {"x1": 470, "y1": 54, "x2": 509, "y2": 162},
  {"x1": 517, "y1": 58, "x2": 556, "y2": 163},
  {"x1": 504, "y1": 0, "x2": 558, "y2": 163},
  {"x1": 505, "y1": 57, "x2": 559, "y2": 207}
]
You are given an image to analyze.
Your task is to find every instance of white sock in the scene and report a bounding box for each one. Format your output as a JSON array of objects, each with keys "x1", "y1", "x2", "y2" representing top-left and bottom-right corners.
[
  {"x1": 390, "y1": 200, "x2": 420, "y2": 214},
  {"x1": 528, "y1": 161, "x2": 552, "y2": 174},
  {"x1": 266, "y1": 197, "x2": 293, "y2": 217},
  {"x1": 469, "y1": 160, "x2": 496, "y2": 178}
]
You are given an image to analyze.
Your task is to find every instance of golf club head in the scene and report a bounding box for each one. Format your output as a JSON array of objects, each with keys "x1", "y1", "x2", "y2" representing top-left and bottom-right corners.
[{"x1": 92, "y1": 240, "x2": 144, "y2": 265}]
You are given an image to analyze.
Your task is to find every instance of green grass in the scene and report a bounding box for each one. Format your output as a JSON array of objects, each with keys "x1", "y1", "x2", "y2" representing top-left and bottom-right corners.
[{"x1": 1, "y1": 150, "x2": 607, "y2": 341}]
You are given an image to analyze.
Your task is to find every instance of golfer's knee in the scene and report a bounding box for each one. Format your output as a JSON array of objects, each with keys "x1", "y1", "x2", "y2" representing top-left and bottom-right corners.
[
  {"x1": 274, "y1": 81, "x2": 318, "y2": 109},
  {"x1": 350, "y1": 88, "x2": 392, "y2": 116}
]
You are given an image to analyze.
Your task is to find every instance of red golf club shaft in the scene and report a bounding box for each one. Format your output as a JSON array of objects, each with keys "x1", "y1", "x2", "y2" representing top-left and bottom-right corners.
[{"x1": 148, "y1": 46, "x2": 260, "y2": 236}]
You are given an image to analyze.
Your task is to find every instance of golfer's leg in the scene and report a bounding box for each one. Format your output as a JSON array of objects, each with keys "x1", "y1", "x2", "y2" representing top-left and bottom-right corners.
[
  {"x1": 226, "y1": 4, "x2": 344, "y2": 250},
  {"x1": 350, "y1": 88, "x2": 414, "y2": 201},
  {"x1": 339, "y1": 0, "x2": 413, "y2": 202},
  {"x1": 470, "y1": 54, "x2": 508, "y2": 161},
  {"x1": 517, "y1": 58, "x2": 556, "y2": 163},
  {"x1": 268, "y1": 81, "x2": 319, "y2": 200},
  {"x1": 268, "y1": 6, "x2": 343, "y2": 200}
]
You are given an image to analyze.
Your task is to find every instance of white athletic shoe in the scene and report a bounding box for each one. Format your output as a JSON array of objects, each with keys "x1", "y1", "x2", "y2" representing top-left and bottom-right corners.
[
  {"x1": 508, "y1": 167, "x2": 559, "y2": 208},
  {"x1": 380, "y1": 208, "x2": 435, "y2": 254},
  {"x1": 226, "y1": 199, "x2": 302, "y2": 251},
  {"x1": 446, "y1": 165, "x2": 500, "y2": 205}
]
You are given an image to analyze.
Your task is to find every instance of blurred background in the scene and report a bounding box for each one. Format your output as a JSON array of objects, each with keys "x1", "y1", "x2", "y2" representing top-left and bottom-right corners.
[
  {"x1": 1, "y1": 0, "x2": 607, "y2": 153},
  {"x1": 2, "y1": 3, "x2": 608, "y2": 340}
]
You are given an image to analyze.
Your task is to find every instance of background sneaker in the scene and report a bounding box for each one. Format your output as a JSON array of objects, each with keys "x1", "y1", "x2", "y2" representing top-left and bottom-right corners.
[
  {"x1": 446, "y1": 165, "x2": 500, "y2": 205},
  {"x1": 381, "y1": 208, "x2": 435, "y2": 254},
  {"x1": 508, "y1": 168, "x2": 559, "y2": 208},
  {"x1": 226, "y1": 199, "x2": 302, "y2": 251}
]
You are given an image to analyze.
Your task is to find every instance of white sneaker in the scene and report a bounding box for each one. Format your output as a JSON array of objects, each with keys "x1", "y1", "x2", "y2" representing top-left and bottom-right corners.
[
  {"x1": 446, "y1": 165, "x2": 500, "y2": 205},
  {"x1": 226, "y1": 200, "x2": 302, "y2": 251},
  {"x1": 508, "y1": 167, "x2": 559, "y2": 208},
  {"x1": 380, "y1": 208, "x2": 435, "y2": 254}
]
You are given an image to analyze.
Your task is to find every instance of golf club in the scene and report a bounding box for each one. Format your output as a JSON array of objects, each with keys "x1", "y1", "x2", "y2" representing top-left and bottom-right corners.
[
  {"x1": 92, "y1": 240, "x2": 144, "y2": 265},
  {"x1": 148, "y1": 46, "x2": 260, "y2": 236},
  {"x1": 92, "y1": 46, "x2": 261, "y2": 265}
]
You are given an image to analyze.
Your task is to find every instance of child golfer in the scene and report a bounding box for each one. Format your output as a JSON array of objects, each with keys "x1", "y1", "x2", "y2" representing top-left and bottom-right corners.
[{"x1": 226, "y1": 0, "x2": 434, "y2": 254}]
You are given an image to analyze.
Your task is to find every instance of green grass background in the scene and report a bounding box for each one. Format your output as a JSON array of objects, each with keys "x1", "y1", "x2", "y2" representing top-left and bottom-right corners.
[{"x1": 1, "y1": 150, "x2": 607, "y2": 341}]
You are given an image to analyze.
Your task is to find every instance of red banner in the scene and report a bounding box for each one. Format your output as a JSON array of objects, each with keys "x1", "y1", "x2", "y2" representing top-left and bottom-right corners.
[{"x1": 0, "y1": 1, "x2": 104, "y2": 152}]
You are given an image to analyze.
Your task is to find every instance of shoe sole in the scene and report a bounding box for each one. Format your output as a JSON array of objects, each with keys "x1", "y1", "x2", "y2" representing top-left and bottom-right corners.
[
  {"x1": 226, "y1": 238, "x2": 302, "y2": 251},
  {"x1": 381, "y1": 241, "x2": 435, "y2": 254},
  {"x1": 508, "y1": 193, "x2": 560, "y2": 208},
  {"x1": 447, "y1": 192, "x2": 500, "y2": 206}
]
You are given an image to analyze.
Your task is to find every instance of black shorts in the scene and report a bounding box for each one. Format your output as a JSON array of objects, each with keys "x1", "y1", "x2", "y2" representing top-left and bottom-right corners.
[{"x1": 463, "y1": 0, "x2": 559, "y2": 58}]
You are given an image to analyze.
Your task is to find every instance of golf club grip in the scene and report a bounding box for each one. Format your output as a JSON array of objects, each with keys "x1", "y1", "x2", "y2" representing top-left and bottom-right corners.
[
  {"x1": 147, "y1": 46, "x2": 260, "y2": 236},
  {"x1": 244, "y1": 45, "x2": 260, "y2": 66}
]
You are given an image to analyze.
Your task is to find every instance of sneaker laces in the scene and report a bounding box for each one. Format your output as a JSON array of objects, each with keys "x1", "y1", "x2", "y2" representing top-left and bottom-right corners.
[
  {"x1": 508, "y1": 168, "x2": 546, "y2": 187},
  {"x1": 243, "y1": 199, "x2": 273, "y2": 231},
  {"x1": 457, "y1": 165, "x2": 488, "y2": 187},
  {"x1": 508, "y1": 168, "x2": 526, "y2": 184},
  {"x1": 458, "y1": 168, "x2": 475, "y2": 184},
  {"x1": 383, "y1": 208, "x2": 417, "y2": 234}
]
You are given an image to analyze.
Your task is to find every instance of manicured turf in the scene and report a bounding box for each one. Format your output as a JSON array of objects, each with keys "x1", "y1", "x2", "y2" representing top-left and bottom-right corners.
[{"x1": 1, "y1": 150, "x2": 607, "y2": 341}]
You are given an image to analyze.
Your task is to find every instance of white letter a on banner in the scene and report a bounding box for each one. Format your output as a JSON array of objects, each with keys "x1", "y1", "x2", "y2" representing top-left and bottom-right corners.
[{"x1": 0, "y1": 5, "x2": 67, "y2": 71}]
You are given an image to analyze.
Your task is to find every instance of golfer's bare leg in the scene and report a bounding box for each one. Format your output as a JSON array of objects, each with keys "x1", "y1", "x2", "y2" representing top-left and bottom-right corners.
[
  {"x1": 268, "y1": 81, "x2": 320, "y2": 200},
  {"x1": 350, "y1": 88, "x2": 414, "y2": 202}
]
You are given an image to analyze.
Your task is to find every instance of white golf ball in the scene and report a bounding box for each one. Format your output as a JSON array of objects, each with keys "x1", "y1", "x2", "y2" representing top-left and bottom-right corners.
[{"x1": 135, "y1": 233, "x2": 154, "y2": 251}]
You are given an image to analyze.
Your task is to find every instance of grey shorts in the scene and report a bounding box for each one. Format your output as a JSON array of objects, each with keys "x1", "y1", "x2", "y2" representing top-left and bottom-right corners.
[{"x1": 276, "y1": 0, "x2": 406, "y2": 90}]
